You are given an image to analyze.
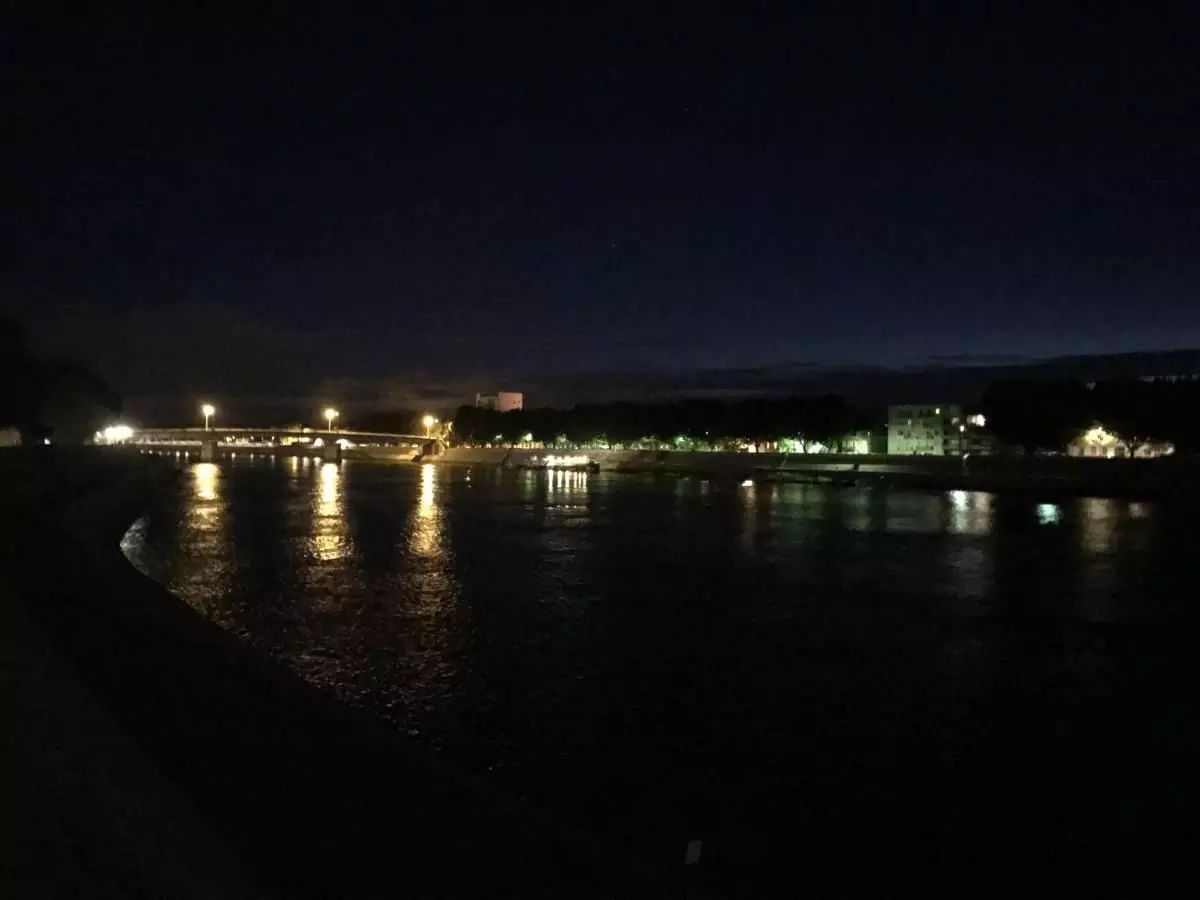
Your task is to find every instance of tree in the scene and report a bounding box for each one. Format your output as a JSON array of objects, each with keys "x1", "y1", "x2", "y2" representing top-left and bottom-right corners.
[
  {"x1": 453, "y1": 391, "x2": 871, "y2": 450},
  {"x1": 1090, "y1": 380, "x2": 1200, "y2": 452},
  {"x1": 452, "y1": 405, "x2": 501, "y2": 444},
  {"x1": 0, "y1": 317, "x2": 122, "y2": 442},
  {"x1": 526, "y1": 407, "x2": 563, "y2": 445},
  {"x1": 804, "y1": 394, "x2": 852, "y2": 447},
  {"x1": 980, "y1": 379, "x2": 1092, "y2": 452},
  {"x1": 36, "y1": 360, "x2": 122, "y2": 444},
  {"x1": 604, "y1": 402, "x2": 646, "y2": 448},
  {"x1": 499, "y1": 410, "x2": 529, "y2": 445},
  {"x1": 0, "y1": 316, "x2": 41, "y2": 428},
  {"x1": 564, "y1": 405, "x2": 604, "y2": 446}
]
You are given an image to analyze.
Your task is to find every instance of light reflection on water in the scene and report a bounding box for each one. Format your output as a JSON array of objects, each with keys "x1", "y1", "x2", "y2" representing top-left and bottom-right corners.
[
  {"x1": 1078, "y1": 496, "x2": 1119, "y2": 555},
  {"x1": 410, "y1": 463, "x2": 442, "y2": 559},
  {"x1": 124, "y1": 458, "x2": 1193, "y2": 896},
  {"x1": 950, "y1": 489, "x2": 993, "y2": 536},
  {"x1": 1038, "y1": 502, "x2": 1062, "y2": 525},
  {"x1": 179, "y1": 462, "x2": 232, "y2": 614},
  {"x1": 545, "y1": 467, "x2": 589, "y2": 504},
  {"x1": 310, "y1": 462, "x2": 348, "y2": 562},
  {"x1": 883, "y1": 491, "x2": 945, "y2": 534},
  {"x1": 395, "y1": 463, "x2": 456, "y2": 700},
  {"x1": 194, "y1": 462, "x2": 218, "y2": 501},
  {"x1": 125, "y1": 467, "x2": 1183, "y2": 631}
]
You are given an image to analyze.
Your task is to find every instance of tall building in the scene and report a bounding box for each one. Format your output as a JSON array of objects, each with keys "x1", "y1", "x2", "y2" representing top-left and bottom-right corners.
[
  {"x1": 887, "y1": 404, "x2": 987, "y2": 455},
  {"x1": 475, "y1": 391, "x2": 523, "y2": 412}
]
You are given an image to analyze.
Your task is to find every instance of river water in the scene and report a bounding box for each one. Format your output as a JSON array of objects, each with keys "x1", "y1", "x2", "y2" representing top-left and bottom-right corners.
[{"x1": 122, "y1": 456, "x2": 1200, "y2": 896}]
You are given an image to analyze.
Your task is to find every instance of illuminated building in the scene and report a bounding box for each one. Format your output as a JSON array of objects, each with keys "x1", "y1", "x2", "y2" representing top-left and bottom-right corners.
[
  {"x1": 94, "y1": 424, "x2": 135, "y2": 444},
  {"x1": 475, "y1": 391, "x2": 523, "y2": 412},
  {"x1": 887, "y1": 404, "x2": 991, "y2": 456},
  {"x1": 1067, "y1": 425, "x2": 1174, "y2": 459}
]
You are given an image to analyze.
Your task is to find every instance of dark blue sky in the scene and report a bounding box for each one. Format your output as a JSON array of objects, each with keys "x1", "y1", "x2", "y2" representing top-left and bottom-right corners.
[{"x1": 6, "y1": 3, "x2": 1199, "y2": 414}]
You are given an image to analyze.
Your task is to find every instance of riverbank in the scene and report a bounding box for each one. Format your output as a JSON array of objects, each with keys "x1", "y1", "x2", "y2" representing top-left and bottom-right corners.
[
  {"x1": 1, "y1": 449, "x2": 706, "y2": 899},
  {"x1": 2, "y1": 450, "x2": 270, "y2": 899},
  {"x1": 428, "y1": 447, "x2": 1200, "y2": 500}
]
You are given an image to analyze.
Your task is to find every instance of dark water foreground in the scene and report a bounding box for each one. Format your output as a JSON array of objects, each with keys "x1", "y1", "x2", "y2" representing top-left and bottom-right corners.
[
  {"x1": 120, "y1": 456, "x2": 1200, "y2": 897},
  {"x1": 2, "y1": 452, "x2": 696, "y2": 899}
]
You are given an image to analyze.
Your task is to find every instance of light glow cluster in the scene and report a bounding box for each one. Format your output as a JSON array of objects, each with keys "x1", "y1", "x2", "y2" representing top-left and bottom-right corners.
[
  {"x1": 96, "y1": 424, "x2": 134, "y2": 443},
  {"x1": 543, "y1": 454, "x2": 591, "y2": 468},
  {"x1": 1083, "y1": 425, "x2": 1118, "y2": 446}
]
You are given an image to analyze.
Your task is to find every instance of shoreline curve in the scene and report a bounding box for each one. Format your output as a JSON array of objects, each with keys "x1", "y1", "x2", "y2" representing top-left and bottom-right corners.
[{"x1": 5, "y1": 453, "x2": 707, "y2": 899}]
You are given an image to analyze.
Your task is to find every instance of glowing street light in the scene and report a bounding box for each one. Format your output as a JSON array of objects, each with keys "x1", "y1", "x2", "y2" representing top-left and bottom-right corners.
[
  {"x1": 422, "y1": 414, "x2": 437, "y2": 438},
  {"x1": 325, "y1": 408, "x2": 339, "y2": 433},
  {"x1": 98, "y1": 424, "x2": 133, "y2": 444},
  {"x1": 201, "y1": 403, "x2": 216, "y2": 431}
]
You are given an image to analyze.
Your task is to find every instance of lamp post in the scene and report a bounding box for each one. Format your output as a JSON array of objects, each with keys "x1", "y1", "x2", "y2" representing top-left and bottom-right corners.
[
  {"x1": 201, "y1": 403, "x2": 215, "y2": 431},
  {"x1": 422, "y1": 414, "x2": 437, "y2": 438},
  {"x1": 325, "y1": 408, "x2": 339, "y2": 433}
]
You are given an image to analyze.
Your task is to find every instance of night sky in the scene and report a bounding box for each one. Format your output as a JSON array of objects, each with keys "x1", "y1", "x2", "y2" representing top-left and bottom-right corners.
[{"x1": 7, "y1": 4, "x2": 1199, "y2": 417}]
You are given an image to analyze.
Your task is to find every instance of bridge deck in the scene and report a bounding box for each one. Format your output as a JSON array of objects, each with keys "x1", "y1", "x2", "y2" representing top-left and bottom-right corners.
[{"x1": 135, "y1": 427, "x2": 427, "y2": 443}]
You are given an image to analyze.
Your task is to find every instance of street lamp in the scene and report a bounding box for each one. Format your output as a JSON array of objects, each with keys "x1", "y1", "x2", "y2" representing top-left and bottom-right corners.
[
  {"x1": 422, "y1": 414, "x2": 437, "y2": 438},
  {"x1": 325, "y1": 408, "x2": 339, "y2": 433},
  {"x1": 201, "y1": 403, "x2": 215, "y2": 431}
]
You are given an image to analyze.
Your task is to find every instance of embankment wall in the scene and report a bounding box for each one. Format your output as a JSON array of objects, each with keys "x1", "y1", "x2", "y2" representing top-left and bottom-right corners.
[{"x1": 3, "y1": 454, "x2": 702, "y2": 899}]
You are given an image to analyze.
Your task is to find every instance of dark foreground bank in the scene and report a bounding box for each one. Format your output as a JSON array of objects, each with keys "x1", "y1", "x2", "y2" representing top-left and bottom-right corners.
[{"x1": 1, "y1": 450, "x2": 706, "y2": 899}]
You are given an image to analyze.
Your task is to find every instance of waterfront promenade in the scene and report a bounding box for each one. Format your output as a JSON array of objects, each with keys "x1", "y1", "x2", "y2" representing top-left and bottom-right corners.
[{"x1": 1, "y1": 449, "x2": 704, "y2": 899}]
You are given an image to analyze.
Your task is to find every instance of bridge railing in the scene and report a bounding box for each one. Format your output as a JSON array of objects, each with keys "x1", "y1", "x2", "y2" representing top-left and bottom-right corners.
[{"x1": 135, "y1": 426, "x2": 428, "y2": 442}]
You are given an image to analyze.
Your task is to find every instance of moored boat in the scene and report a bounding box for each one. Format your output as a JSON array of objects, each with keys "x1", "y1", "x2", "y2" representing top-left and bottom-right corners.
[{"x1": 519, "y1": 454, "x2": 600, "y2": 473}]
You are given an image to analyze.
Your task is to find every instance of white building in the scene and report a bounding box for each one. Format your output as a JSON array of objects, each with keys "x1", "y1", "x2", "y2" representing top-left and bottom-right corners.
[
  {"x1": 475, "y1": 392, "x2": 523, "y2": 412},
  {"x1": 887, "y1": 404, "x2": 988, "y2": 456},
  {"x1": 1067, "y1": 425, "x2": 1174, "y2": 459}
]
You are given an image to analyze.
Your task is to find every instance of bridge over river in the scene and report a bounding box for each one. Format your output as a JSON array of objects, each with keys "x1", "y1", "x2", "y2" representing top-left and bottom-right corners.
[
  {"x1": 129, "y1": 426, "x2": 434, "y2": 464},
  {"x1": 133, "y1": 426, "x2": 429, "y2": 446}
]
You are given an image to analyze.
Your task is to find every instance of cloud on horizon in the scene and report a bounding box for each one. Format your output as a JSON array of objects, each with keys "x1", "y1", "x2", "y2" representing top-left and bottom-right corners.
[{"x1": 13, "y1": 298, "x2": 1200, "y2": 424}]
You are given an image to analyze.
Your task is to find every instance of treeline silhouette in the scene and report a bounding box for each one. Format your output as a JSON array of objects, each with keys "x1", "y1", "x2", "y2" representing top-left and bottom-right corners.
[
  {"x1": 7, "y1": 310, "x2": 1194, "y2": 454},
  {"x1": 981, "y1": 378, "x2": 1200, "y2": 453},
  {"x1": 454, "y1": 396, "x2": 863, "y2": 447},
  {"x1": 0, "y1": 316, "x2": 121, "y2": 442},
  {"x1": 442, "y1": 378, "x2": 1200, "y2": 453}
]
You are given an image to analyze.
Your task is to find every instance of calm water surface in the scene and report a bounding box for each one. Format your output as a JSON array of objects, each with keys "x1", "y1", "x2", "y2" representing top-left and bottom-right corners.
[{"x1": 123, "y1": 457, "x2": 1200, "y2": 895}]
